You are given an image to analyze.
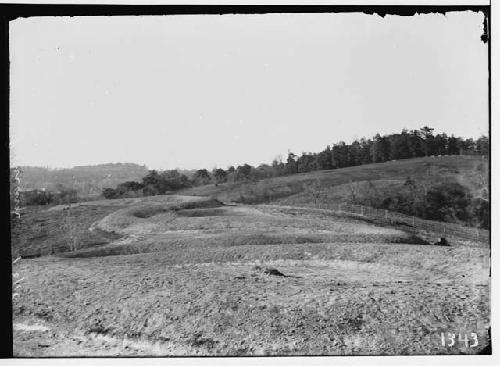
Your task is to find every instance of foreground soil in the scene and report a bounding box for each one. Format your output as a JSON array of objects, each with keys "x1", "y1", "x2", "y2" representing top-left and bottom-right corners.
[{"x1": 12, "y1": 195, "x2": 490, "y2": 356}]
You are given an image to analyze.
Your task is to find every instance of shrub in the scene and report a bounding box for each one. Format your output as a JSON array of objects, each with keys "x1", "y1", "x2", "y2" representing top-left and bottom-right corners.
[
  {"x1": 472, "y1": 198, "x2": 490, "y2": 229},
  {"x1": 21, "y1": 187, "x2": 78, "y2": 206},
  {"x1": 424, "y1": 182, "x2": 473, "y2": 222},
  {"x1": 102, "y1": 188, "x2": 119, "y2": 199}
]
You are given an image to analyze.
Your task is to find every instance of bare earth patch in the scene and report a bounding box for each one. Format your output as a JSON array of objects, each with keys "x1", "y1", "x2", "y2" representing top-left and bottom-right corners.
[{"x1": 12, "y1": 194, "x2": 490, "y2": 356}]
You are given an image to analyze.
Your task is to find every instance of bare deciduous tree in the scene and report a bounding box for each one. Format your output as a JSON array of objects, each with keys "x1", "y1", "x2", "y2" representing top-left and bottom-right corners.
[
  {"x1": 304, "y1": 178, "x2": 324, "y2": 207},
  {"x1": 348, "y1": 180, "x2": 357, "y2": 204}
]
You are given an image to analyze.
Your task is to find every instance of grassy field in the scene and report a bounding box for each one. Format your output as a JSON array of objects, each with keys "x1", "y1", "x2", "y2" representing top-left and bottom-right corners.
[
  {"x1": 11, "y1": 156, "x2": 490, "y2": 356},
  {"x1": 11, "y1": 204, "x2": 122, "y2": 258}
]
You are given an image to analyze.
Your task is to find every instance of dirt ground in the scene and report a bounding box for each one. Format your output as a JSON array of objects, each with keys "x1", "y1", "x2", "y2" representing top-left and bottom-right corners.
[{"x1": 12, "y1": 195, "x2": 491, "y2": 356}]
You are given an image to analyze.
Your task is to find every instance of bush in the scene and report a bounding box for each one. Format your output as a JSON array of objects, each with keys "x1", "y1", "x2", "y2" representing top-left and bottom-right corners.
[
  {"x1": 102, "y1": 188, "x2": 119, "y2": 199},
  {"x1": 472, "y1": 198, "x2": 490, "y2": 229},
  {"x1": 424, "y1": 182, "x2": 472, "y2": 222},
  {"x1": 21, "y1": 190, "x2": 52, "y2": 205},
  {"x1": 21, "y1": 187, "x2": 78, "y2": 206},
  {"x1": 357, "y1": 179, "x2": 489, "y2": 229}
]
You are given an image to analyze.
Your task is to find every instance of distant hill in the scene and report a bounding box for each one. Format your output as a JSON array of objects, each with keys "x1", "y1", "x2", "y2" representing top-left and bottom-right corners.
[{"x1": 12, "y1": 163, "x2": 149, "y2": 198}]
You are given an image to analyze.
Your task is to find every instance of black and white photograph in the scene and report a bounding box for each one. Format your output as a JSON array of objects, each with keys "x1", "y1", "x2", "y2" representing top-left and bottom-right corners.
[{"x1": 3, "y1": 0, "x2": 493, "y2": 360}]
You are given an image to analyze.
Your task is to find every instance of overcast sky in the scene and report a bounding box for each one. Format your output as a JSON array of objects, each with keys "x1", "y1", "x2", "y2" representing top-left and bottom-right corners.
[{"x1": 10, "y1": 12, "x2": 488, "y2": 170}]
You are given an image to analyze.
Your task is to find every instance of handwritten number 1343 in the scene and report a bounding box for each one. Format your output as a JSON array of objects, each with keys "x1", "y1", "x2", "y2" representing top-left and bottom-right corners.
[{"x1": 441, "y1": 333, "x2": 478, "y2": 348}]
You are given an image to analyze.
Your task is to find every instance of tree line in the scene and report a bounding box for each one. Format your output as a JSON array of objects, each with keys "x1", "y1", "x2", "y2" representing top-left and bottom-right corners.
[
  {"x1": 284, "y1": 126, "x2": 488, "y2": 174},
  {"x1": 102, "y1": 126, "x2": 489, "y2": 199}
]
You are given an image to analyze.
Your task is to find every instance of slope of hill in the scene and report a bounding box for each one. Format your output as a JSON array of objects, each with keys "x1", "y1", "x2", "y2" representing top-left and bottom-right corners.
[{"x1": 181, "y1": 155, "x2": 488, "y2": 205}]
